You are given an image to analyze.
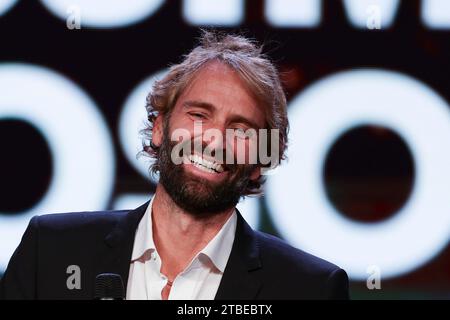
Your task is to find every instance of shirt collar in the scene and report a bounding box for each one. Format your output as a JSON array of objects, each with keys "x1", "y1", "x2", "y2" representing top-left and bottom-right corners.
[
  {"x1": 198, "y1": 212, "x2": 236, "y2": 273},
  {"x1": 131, "y1": 196, "x2": 156, "y2": 261},
  {"x1": 131, "y1": 196, "x2": 237, "y2": 273}
]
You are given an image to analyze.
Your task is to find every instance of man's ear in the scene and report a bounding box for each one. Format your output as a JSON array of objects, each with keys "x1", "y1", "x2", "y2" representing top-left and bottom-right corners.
[
  {"x1": 152, "y1": 115, "x2": 164, "y2": 147},
  {"x1": 250, "y1": 166, "x2": 261, "y2": 181}
]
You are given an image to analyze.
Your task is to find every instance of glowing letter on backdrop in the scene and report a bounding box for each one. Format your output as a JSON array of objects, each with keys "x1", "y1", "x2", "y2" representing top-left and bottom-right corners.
[
  {"x1": 0, "y1": 63, "x2": 114, "y2": 271},
  {"x1": 266, "y1": 0, "x2": 400, "y2": 29},
  {"x1": 343, "y1": 0, "x2": 400, "y2": 29},
  {"x1": 422, "y1": 0, "x2": 450, "y2": 29},
  {"x1": 265, "y1": 0, "x2": 321, "y2": 28},
  {"x1": 0, "y1": 0, "x2": 18, "y2": 16},
  {"x1": 41, "y1": 0, "x2": 165, "y2": 28},
  {"x1": 266, "y1": 69, "x2": 450, "y2": 280},
  {"x1": 183, "y1": 0, "x2": 243, "y2": 26}
]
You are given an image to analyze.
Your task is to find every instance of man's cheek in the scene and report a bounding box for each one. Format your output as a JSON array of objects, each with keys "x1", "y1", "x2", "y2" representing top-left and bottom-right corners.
[{"x1": 229, "y1": 140, "x2": 258, "y2": 165}]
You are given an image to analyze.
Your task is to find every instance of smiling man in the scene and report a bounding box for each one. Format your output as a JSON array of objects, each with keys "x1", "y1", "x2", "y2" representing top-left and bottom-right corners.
[{"x1": 0, "y1": 31, "x2": 349, "y2": 300}]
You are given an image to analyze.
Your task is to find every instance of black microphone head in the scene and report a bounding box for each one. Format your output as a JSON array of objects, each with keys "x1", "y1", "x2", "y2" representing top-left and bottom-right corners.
[{"x1": 94, "y1": 273, "x2": 125, "y2": 300}]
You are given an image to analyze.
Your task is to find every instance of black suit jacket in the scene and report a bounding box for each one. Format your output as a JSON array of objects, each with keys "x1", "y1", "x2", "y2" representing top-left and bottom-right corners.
[{"x1": 0, "y1": 201, "x2": 349, "y2": 300}]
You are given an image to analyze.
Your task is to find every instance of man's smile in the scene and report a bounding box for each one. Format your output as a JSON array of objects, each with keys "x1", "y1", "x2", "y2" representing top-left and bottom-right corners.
[
  {"x1": 186, "y1": 154, "x2": 225, "y2": 173},
  {"x1": 182, "y1": 154, "x2": 230, "y2": 182}
]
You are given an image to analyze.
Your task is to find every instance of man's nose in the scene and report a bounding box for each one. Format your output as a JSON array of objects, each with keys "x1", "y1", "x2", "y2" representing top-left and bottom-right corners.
[
  {"x1": 199, "y1": 124, "x2": 231, "y2": 161},
  {"x1": 199, "y1": 121, "x2": 225, "y2": 143}
]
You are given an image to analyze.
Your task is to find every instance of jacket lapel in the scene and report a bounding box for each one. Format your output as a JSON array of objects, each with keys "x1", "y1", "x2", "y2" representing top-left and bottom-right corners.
[
  {"x1": 93, "y1": 201, "x2": 148, "y2": 294},
  {"x1": 91, "y1": 202, "x2": 262, "y2": 300},
  {"x1": 215, "y1": 210, "x2": 262, "y2": 300}
]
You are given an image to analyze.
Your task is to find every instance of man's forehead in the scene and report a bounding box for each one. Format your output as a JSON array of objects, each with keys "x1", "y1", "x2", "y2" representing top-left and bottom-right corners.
[
  {"x1": 178, "y1": 62, "x2": 266, "y2": 123},
  {"x1": 186, "y1": 62, "x2": 245, "y2": 90}
]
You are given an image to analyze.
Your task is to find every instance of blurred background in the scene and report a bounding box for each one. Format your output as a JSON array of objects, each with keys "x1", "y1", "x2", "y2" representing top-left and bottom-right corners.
[{"x1": 1, "y1": 0, "x2": 450, "y2": 299}]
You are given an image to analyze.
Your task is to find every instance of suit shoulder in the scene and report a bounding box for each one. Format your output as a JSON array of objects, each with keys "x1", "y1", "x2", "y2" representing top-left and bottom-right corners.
[
  {"x1": 254, "y1": 230, "x2": 342, "y2": 276},
  {"x1": 33, "y1": 209, "x2": 129, "y2": 232},
  {"x1": 253, "y1": 230, "x2": 350, "y2": 299}
]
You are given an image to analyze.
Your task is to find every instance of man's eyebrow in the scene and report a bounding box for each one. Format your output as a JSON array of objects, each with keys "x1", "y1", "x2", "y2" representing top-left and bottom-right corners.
[
  {"x1": 183, "y1": 100, "x2": 215, "y2": 112},
  {"x1": 228, "y1": 115, "x2": 262, "y2": 130}
]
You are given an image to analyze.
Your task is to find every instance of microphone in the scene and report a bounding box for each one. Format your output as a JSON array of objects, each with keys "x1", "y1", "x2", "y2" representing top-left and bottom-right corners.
[{"x1": 94, "y1": 273, "x2": 125, "y2": 300}]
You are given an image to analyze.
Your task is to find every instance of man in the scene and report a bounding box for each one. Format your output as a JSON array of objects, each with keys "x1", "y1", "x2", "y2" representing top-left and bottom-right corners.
[{"x1": 0, "y1": 31, "x2": 349, "y2": 300}]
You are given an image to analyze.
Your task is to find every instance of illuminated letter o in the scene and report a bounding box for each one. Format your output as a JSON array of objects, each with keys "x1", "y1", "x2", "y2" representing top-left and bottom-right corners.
[
  {"x1": 266, "y1": 69, "x2": 450, "y2": 280},
  {"x1": 0, "y1": 63, "x2": 114, "y2": 270}
]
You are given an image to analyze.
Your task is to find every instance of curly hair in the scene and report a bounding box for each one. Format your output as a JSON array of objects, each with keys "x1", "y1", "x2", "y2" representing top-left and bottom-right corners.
[{"x1": 139, "y1": 30, "x2": 288, "y2": 195}]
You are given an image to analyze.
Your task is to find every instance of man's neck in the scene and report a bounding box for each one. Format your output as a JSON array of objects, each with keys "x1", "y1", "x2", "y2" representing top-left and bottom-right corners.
[{"x1": 151, "y1": 184, "x2": 235, "y2": 281}]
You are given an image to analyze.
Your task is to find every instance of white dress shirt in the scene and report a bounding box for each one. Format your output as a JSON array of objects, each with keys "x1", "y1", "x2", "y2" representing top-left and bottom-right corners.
[{"x1": 126, "y1": 197, "x2": 237, "y2": 300}]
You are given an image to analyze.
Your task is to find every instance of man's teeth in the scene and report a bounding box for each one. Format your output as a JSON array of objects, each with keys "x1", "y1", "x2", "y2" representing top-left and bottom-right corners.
[{"x1": 188, "y1": 155, "x2": 224, "y2": 173}]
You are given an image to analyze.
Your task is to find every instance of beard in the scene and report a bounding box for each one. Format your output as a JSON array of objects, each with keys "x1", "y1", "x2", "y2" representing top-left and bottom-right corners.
[{"x1": 156, "y1": 129, "x2": 257, "y2": 217}]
